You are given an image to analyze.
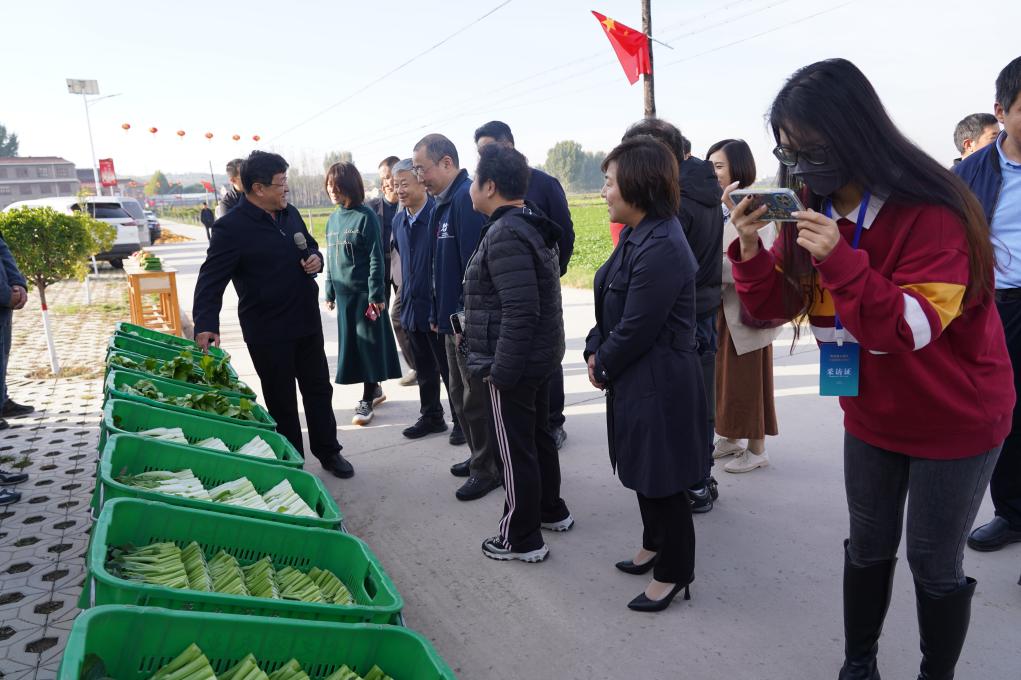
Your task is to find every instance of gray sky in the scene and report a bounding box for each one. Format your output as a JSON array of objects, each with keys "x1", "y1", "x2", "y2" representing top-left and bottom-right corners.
[{"x1": 4, "y1": 0, "x2": 1018, "y2": 182}]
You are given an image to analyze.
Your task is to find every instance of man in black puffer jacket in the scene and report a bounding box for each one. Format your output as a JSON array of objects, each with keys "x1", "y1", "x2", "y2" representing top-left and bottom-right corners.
[{"x1": 464, "y1": 144, "x2": 573, "y2": 564}]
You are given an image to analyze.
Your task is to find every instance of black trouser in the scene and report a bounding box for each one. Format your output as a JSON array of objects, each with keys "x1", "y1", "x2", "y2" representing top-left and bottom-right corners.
[
  {"x1": 637, "y1": 490, "x2": 696, "y2": 584},
  {"x1": 488, "y1": 377, "x2": 569, "y2": 552},
  {"x1": 547, "y1": 365, "x2": 566, "y2": 429},
  {"x1": 406, "y1": 329, "x2": 452, "y2": 422},
  {"x1": 695, "y1": 311, "x2": 718, "y2": 480},
  {"x1": 992, "y1": 294, "x2": 1021, "y2": 528},
  {"x1": 247, "y1": 332, "x2": 341, "y2": 465},
  {"x1": 387, "y1": 281, "x2": 416, "y2": 371}
]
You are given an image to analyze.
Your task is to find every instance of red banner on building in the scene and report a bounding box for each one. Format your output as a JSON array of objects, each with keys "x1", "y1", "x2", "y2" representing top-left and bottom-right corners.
[{"x1": 98, "y1": 158, "x2": 117, "y2": 187}]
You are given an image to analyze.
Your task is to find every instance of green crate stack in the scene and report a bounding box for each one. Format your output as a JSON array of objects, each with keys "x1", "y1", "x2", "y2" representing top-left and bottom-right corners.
[
  {"x1": 115, "y1": 322, "x2": 230, "y2": 361},
  {"x1": 106, "y1": 351, "x2": 253, "y2": 401},
  {"x1": 108, "y1": 334, "x2": 240, "y2": 379}
]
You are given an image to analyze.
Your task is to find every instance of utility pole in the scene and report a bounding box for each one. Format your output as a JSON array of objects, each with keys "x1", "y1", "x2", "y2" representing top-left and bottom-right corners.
[{"x1": 642, "y1": 0, "x2": 655, "y2": 118}]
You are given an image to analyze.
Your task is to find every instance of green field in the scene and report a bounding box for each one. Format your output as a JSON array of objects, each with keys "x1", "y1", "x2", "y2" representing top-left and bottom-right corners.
[{"x1": 307, "y1": 195, "x2": 610, "y2": 289}]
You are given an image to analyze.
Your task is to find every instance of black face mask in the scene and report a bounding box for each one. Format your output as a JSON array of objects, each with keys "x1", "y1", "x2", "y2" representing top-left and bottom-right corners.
[{"x1": 791, "y1": 160, "x2": 849, "y2": 197}]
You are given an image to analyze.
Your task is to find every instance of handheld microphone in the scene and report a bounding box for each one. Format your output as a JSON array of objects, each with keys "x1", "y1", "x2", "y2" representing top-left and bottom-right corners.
[{"x1": 293, "y1": 232, "x2": 317, "y2": 277}]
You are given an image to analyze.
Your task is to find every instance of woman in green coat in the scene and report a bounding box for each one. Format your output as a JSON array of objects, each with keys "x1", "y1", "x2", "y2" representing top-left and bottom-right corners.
[{"x1": 323, "y1": 162, "x2": 402, "y2": 425}]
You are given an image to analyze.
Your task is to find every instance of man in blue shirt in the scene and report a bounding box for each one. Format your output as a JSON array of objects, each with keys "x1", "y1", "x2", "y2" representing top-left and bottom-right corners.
[{"x1": 956, "y1": 56, "x2": 1021, "y2": 552}]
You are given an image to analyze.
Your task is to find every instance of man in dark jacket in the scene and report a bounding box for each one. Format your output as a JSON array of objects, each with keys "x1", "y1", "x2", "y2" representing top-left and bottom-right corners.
[
  {"x1": 193, "y1": 150, "x2": 353, "y2": 479},
  {"x1": 199, "y1": 202, "x2": 214, "y2": 240},
  {"x1": 623, "y1": 119, "x2": 723, "y2": 512},
  {"x1": 215, "y1": 158, "x2": 244, "y2": 219},
  {"x1": 413, "y1": 133, "x2": 498, "y2": 501},
  {"x1": 366, "y1": 155, "x2": 416, "y2": 387},
  {"x1": 474, "y1": 120, "x2": 575, "y2": 450},
  {"x1": 956, "y1": 56, "x2": 1021, "y2": 553},
  {"x1": 465, "y1": 143, "x2": 572, "y2": 563}
]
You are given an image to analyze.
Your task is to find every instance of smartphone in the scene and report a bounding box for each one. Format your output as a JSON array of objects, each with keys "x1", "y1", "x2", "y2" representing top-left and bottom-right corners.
[
  {"x1": 449, "y1": 312, "x2": 465, "y2": 335},
  {"x1": 730, "y1": 188, "x2": 805, "y2": 222},
  {"x1": 364, "y1": 305, "x2": 379, "y2": 322}
]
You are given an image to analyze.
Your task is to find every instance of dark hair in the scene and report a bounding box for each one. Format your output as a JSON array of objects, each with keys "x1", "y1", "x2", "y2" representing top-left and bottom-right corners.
[
  {"x1": 621, "y1": 118, "x2": 685, "y2": 167},
  {"x1": 324, "y1": 161, "x2": 365, "y2": 208},
  {"x1": 705, "y1": 139, "x2": 757, "y2": 189},
  {"x1": 474, "y1": 121, "x2": 515, "y2": 146},
  {"x1": 953, "y1": 113, "x2": 999, "y2": 153},
  {"x1": 226, "y1": 158, "x2": 244, "y2": 179},
  {"x1": 769, "y1": 58, "x2": 993, "y2": 309},
  {"x1": 601, "y1": 137, "x2": 679, "y2": 218},
  {"x1": 474, "y1": 144, "x2": 530, "y2": 200},
  {"x1": 414, "y1": 133, "x2": 459, "y2": 167},
  {"x1": 378, "y1": 156, "x2": 400, "y2": 170},
  {"x1": 681, "y1": 135, "x2": 691, "y2": 157},
  {"x1": 996, "y1": 56, "x2": 1021, "y2": 112},
  {"x1": 240, "y1": 151, "x2": 288, "y2": 193}
]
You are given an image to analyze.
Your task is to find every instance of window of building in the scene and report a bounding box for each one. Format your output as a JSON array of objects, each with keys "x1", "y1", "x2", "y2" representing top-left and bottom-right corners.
[
  {"x1": 16, "y1": 167, "x2": 29, "y2": 178},
  {"x1": 0, "y1": 186, "x2": 11, "y2": 195},
  {"x1": 36, "y1": 167, "x2": 51, "y2": 178},
  {"x1": 55, "y1": 166, "x2": 70, "y2": 178},
  {"x1": 18, "y1": 184, "x2": 33, "y2": 194},
  {"x1": 0, "y1": 167, "x2": 7, "y2": 178},
  {"x1": 58, "y1": 182, "x2": 72, "y2": 193}
]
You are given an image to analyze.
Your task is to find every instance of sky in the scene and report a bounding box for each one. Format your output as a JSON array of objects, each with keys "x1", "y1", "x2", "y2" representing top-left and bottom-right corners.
[{"x1": 3, "y1": 0, "x2": 1019, "y2": 184}]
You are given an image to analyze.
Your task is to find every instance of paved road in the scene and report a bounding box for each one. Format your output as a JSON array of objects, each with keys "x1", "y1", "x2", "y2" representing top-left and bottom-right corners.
[{"x1": 156, "y1": 220, "x2": 1020, "y2": 680}]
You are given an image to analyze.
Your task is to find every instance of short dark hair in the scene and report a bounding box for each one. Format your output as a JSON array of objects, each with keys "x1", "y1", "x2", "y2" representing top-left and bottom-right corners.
[
  {"x1": 240, "y1": 151, "x2": 288, "y2": 193},
  {"x1": 378, "y1": 156, "x2": 400, "y2": 170},
  {"x1": 474, "y1": 121, "x2": 515, "y2": 146},
  {"x1": 953, "y1": 113, "x2": 999, "y2": 153},
  {"x1": 601, "y1": 137, "x2": 680, "y2": 218},
  {"x1": 996, "y1": 56, "x2": 1021, "y2": 112},
  {"x1": 226, "y1": 158, "x2": 244, "y2": 179},
  {"x1": 705, "y1": 138, "x2": 757, "y2": 189},
  {"x1": 681, "y1": 135, "x2": 691, "y2": 157},
  {"x1": 324, "y1": 161, "x2": 365, "y2": 207},
  {"x1": 414, "y1": 134, "x2": 459, "y2": 167},
  {"x1": 621, "y1": 118, "x2": 685, "y2": 167},
  {"x1": 475, "y1": 144, "x2": 530, "y2": 200}
]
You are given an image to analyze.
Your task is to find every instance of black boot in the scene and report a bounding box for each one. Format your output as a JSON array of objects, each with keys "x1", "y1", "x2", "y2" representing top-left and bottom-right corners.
[
  {"x1": 915, "y1": 578, "x2": 976, "y2": 680},
  {"x1": 838, "y1": 540, "x2": 896, "y2": 680}
]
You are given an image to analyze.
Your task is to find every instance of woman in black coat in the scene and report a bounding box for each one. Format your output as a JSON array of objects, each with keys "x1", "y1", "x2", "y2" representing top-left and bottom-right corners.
[{"x1": 585, "y1": 136, "x2": 710, "y2": 612}]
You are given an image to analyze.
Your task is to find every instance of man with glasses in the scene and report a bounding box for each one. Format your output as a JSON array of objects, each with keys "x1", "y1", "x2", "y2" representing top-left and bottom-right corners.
[
  {"x1": 193, "y1": 150, "x2": 354, "y2": 480},
  {"x1": 413, "y1": 133, "x2": 499, "y2": 501}
]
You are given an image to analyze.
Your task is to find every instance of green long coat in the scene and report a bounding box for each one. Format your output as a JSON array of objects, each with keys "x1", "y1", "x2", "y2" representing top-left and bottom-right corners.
[{"x1": 324, "y1": 205, "x2": 402, "y2": 385}]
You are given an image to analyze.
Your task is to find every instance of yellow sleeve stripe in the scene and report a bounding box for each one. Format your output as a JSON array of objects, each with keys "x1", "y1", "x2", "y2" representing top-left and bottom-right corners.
[{"x1": 900, "y1": 282, "x2": 966, "y2": 330}]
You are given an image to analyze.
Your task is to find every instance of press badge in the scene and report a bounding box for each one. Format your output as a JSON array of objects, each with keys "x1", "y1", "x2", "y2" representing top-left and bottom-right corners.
[{"x1": 819, "y1": 342, "x2": 860, "y2": 397}]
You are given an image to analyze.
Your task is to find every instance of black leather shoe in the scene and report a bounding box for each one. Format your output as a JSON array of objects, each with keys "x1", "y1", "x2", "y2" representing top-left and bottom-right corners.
[
  {"x1": 551, "y1": 427, "x2": 567, "y2": 450},
  {"x1": 450, "y1": 459, "x2": 470, "y2": 477},
  {"x1": 0, "y1": 488, "x2": 21, "y2": 506},
  {"x1": 688, "y1": 484, "x2": 713, "y2": 514},
  {"x1": 402, "y1": 417, "x2": 447, "y2": 439},
  {"x1": 707, "y1": 476, "x2": 719, "y2": 501},
  {"x1": 967, "y1": 516, "x2": 1021, "y2": 552},
  {"x1": 0, "y1": 469, "x2": 29, "y2": 486},
  {"x1": 322, "y1": 454, "x2": 354, "y2": 479},
  {"x1": 455, "y1": 475, "x2": 501, "y2": 501},
  {"x1": 2, "y1": 400, "x2": 34, "y2": 418},
  {"x1": 449, "y1": 421, "x2": 466, "y2": 446},
  {"x1": 615, "y1": 555, "x2": 656, "y2": 575},
  {"x1": 0, "y1": 418, "x2": 8, "y2": 431},
  {"x1": 627, "y1": 582, "x2": 691, "y2": 612}
]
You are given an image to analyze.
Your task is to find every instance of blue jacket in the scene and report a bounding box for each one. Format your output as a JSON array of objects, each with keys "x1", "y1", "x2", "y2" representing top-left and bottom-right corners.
[
  {"x1": 526, "y1": 169, "x2": 574, "y2": 275},
  {"x1": 430, "y1": 169, "x2": 485, "y2": 334},
  {"x1": 393, "y1": 197, "x2": 436, "y2": 333},
  {"x1": 954, "y1": 132, "x2": 1004, "y2": 223},
  {"x1": 0, "y1": 235, "x2": 27, "y2": 308}
]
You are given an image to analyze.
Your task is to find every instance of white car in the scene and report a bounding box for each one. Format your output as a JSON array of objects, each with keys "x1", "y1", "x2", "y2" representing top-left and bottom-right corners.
[{"x1": 4, "y1": 195, "x2": 146, "y2": 268}]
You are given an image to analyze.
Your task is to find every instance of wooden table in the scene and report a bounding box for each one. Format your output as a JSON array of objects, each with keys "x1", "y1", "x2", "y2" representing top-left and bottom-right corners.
[{"x1": 124, "y1": 264, "x2": 182, "y2": 337}]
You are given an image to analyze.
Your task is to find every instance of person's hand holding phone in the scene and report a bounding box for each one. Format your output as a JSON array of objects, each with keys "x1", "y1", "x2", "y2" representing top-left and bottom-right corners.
[
  {"x1": 730, "y1": 196, "x2": 770, "y2": 262},
  {"x1": 792, "y1": 209, "x2": 842, "y2": 261}
]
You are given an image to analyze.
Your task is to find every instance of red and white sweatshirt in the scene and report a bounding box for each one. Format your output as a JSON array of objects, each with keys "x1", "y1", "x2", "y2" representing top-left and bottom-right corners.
[{"x1": 729, "y1": 196, "x2": 1015, "y2": 459}]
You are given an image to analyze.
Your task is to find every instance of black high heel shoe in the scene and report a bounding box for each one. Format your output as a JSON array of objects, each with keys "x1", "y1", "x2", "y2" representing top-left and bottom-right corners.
[
  {"x1": 627, "y1": 582, "x2": 691, "y2": 612},
  {"x1": 615, "y1": 555, "x2": 657, "y2": 575}
]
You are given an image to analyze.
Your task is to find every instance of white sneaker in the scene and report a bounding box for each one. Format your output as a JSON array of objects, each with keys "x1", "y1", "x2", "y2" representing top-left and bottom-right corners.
[
  {"x1": 351, "y1": 400, "x2": 374, "y2": 426},
  {"x1": 724, "y1": 449, "x2": 769, "y2": 473},
  {"x1": 713, "y1": 438, "x2": 745, "y2": 460},
  {"x1": 541, "y1": 514, "x2": 575, "y2": 532}
]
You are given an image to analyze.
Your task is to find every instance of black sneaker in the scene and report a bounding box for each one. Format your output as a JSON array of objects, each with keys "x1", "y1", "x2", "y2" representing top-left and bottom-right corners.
[
  {"x1": 0, "y1": 488, "x2": 22, "y2": 506},
  {"x1": 322, "y1": 454, "x2": 354, "y2": 479},
  {"x1": 481, "y1": 536, "x2": 549, "y2": 563},
  {"x1": 2, "y1": 400, "x2": 34, "y2": 418},
  {"x1": 403, "y1": 417, "x2": 447, "y2": 439},
  {"x1": 449, "y1": 420, "x2": 466, "y2": 446},
  {"x1": 551, "y1": 427, "x2": 567, "y2": 450},
  {"x1": 370, "y1": 385, "x2": 387, "y2": 408},
  {"x1": 708, "y1": 476, "x2": 719, "y2": 501},
  {"x1": 0, "y1": 418, "x2": 8, "y2": 431},
  {"x1": 456, "y1": 475, "x2": 501, "y2": 501},
  {"x1": 450, "y1": 458, "x2": 470, "y2": 477},
  {"x1": 351, "y1": 401, "x2": 374, "y2": 426},
  {"x1": 688, "y1": 484, "x2": 713, "y2": 514},
  {"x1": 0, "y1": 469, "x2": 29, "y2": 486}
]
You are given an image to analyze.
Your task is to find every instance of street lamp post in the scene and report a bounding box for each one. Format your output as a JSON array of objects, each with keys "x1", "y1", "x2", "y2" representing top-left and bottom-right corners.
[{"x1": 65, "y1": 79, "x2": 121, "y2": 197}]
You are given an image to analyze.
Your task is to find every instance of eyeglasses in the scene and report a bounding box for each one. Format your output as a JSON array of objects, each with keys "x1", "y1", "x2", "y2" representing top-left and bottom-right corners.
[{"x1": 772, "y1": 144, "x2": 831, "y2": 167}]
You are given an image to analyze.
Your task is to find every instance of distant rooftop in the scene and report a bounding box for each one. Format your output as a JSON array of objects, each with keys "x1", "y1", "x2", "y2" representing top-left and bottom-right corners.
[{"x1": 0, "y1": 156, "x2": 73, "y2": 165}]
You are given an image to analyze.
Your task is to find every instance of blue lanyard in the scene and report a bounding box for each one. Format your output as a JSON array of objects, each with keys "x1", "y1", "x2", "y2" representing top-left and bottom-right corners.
[{"x1": 823, "y1": 191, "x2": 871, "y2": 340}]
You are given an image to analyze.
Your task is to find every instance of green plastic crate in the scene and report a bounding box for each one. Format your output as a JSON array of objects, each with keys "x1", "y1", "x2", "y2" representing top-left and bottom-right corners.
[
  {"x1": 104, "y1": 369, "x2": 275, "y2": 430},
  {"x1": 116, "y1": 321, "x2": 230, "y2": 360},
  {"x1": 94, "y1": 434, "x2": 342, "y2": 529},
  {"x1": 82, "y1": 499, "x2": 399, "y2": 624},
  {"x1": 108, "y1": 335, "x2": 240, "y2": 379},
  {"x1": 106, "y1": 351, "x2": 252, "y2": 402},
  {"x1": 58, "y1": 606, "x2": 456, "y2": 680},
  {"x1": 100, "y1": 400, "x2": 302, "y2": 468}
]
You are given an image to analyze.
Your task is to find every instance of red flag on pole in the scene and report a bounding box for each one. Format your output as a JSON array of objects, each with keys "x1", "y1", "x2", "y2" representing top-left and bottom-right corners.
[
  {"x1": 592, "y1": 11, "x2": 651, "y2": 85},
  {"x1": 200, "y1": 180, "x2": 214, "y2": 192}
]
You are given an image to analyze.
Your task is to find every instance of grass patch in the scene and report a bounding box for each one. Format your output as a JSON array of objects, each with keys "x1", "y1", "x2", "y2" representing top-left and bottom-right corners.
[
  {"x1": 25, "y1": 366, "x2": 103, "y2": 380},
  {"x1": 12, "y1": 454, "x2": 31, "y2": 470},
  {"x1": 0, "y1": 455, "x2": 15, "y2": 465},
  {"x1": 52, "y1": 300, "x2": 128, "y2": 316}
]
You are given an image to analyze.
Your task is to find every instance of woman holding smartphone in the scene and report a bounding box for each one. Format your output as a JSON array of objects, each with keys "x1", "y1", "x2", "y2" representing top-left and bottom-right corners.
[
  {"x1": 729, "y1": 58, "x2": 1013, "y2": 679},
  {"x1": 323, "y1": 161, "x2": 402, "y2": 425}
]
